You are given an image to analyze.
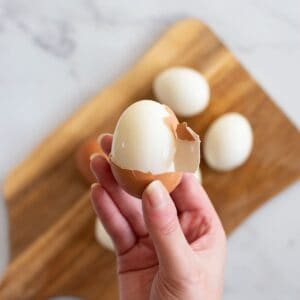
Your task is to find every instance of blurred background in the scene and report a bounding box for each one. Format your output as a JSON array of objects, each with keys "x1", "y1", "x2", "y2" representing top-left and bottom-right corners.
[{"x1": 0, "y1": 0, "x2": 299, "y2": 299}]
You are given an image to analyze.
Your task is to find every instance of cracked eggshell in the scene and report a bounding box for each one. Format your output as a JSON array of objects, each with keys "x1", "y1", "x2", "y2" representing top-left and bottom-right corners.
[
  {"x1": 111, "y1": 163, "x2": 182, "y2": 199},
  {"x1": 203, "y1": 113, "x2": 253, "y2": 171},
  {"x1": 110, "y1": 100, "x2": 200, "y2": 198},
  {"x1": 153, "y1": 67, "x2": 210, "y2": 117},
  {"x1": 95, "y1": 219, "x2": 114, "y2": 252}
]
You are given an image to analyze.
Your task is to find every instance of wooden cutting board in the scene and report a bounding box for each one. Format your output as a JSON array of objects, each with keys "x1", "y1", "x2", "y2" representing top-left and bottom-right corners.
[{"x1": 1, "y1": 19, "x2": 299, "y2": 300}]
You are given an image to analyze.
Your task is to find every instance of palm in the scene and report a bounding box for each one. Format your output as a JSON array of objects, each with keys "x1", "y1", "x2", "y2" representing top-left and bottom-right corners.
[
  {"x1": 118, "y1": 235, "x2": 157, "y2": 272},
  {"x1": 117, "y1": 236, "x2": 158, "y2": 299},
  {"x1": 117, "y1": 211, "x2": 200, "y2": 299},
  {"x1": 118, "y1": 209, "x2": 208, "y2": 272}
]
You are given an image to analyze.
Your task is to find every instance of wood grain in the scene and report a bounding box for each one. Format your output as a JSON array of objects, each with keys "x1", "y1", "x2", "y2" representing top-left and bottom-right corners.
[{"x1": 1, "y1": 19, "x2": 299, "y2": 299}]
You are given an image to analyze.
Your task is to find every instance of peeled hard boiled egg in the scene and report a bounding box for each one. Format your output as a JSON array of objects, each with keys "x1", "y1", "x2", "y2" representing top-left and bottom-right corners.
[
  {"x1": 203, "y1": 113, "x2": 253, "y2": 171},
  {"x1": 153, "y1": 67, "x2": 210, "y2": 117},
  {"x1": 95, "y1": 219, "x2": 114, "y2": 252},
  {"x1": 110, "y1": 100, "x2": 200, "y2": 197}
]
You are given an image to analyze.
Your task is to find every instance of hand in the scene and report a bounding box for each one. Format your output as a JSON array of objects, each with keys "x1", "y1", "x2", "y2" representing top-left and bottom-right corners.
[{"x1": 90, "y1": 134, "x2": 226, "y2": 300}]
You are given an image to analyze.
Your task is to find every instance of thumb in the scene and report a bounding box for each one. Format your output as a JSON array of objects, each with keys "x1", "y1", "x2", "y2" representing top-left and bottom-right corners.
[{"x1": 142, "y1": 180, "x2": 191, "y2": 273}]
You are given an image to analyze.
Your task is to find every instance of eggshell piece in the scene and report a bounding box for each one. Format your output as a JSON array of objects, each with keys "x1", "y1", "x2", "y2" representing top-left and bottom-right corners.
[
  {"x1": 203, "y1": 113, "x2": 253, "y2": 171},
  {"x1": 174, "y1": 123, "x2": 201, "y2": 173},
  {"x1": 95, "y1": 219, "x2": 114, "y2": 252},
  {"x1": 163, "y1": 111, "x2": 201, "y2": 173},
  {"x1": 153, "y1": 67, "x2": 210, "y2": 117},
  {"x1": 110, "y1": 159, "x2": 182, "y2": 198},
  {"x1": 75, "y1": 137, "x2": 103, "y2": 184}
]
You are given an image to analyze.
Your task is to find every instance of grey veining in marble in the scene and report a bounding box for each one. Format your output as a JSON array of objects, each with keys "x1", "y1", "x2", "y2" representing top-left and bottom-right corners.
[{"x1": 0, "y1": 0, "x2": 299, "y2": 299}]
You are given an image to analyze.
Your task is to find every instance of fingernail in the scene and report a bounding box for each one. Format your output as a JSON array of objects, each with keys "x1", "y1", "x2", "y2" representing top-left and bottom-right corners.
[
  {"x1": 90, "y1": 153, "x2": 102, "y2": 161},
  {"x1": 97, "y1": 133, "x2": 106, "y2": 144},
  {"x1": 90, "y1": 182, "x2": 101, "y2": 202},
  {"x1": 91, "y1": 182, "x2": 100, "y2": 190},
  {"x1": 144, "y1": 181, "x2": 168, "y2": 209}
]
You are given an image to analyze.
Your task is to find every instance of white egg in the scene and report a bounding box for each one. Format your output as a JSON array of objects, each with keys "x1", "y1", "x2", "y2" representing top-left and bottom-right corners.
[
  {"x1": 193, "y1": 167, "x2": 202, "y2": 184},
  {"x1": 111, "y1": 100, "x2": 176, "y2": 174},
  {"x1": 95, "y1": 219, "x2": 114, "y2": 252},
  {"x1": 203, "y1": 113, "x2": 253, "y2": 171},
  {"x1": 153, "y1": 67, "x2": 210, "y2": 117}
]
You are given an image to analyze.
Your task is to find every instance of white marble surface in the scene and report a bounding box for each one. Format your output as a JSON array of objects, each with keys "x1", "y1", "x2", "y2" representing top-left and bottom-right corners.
[{"x1": 0, "y1": 0, "x2": 299, "y2": 299}]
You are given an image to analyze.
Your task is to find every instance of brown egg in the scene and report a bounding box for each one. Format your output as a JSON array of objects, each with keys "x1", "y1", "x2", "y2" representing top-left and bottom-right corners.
[
  {"x1": 110, "y1": 100, "x2": 200, "y2": 198},
  {"x1": 75, "y1": 137, "x2": 103, "y2": 184}
]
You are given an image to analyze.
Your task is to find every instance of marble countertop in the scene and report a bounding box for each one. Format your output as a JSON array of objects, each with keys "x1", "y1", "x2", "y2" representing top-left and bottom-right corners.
[{"x1": 0, "y1": 1, "x2": 299, "y2": 299}]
